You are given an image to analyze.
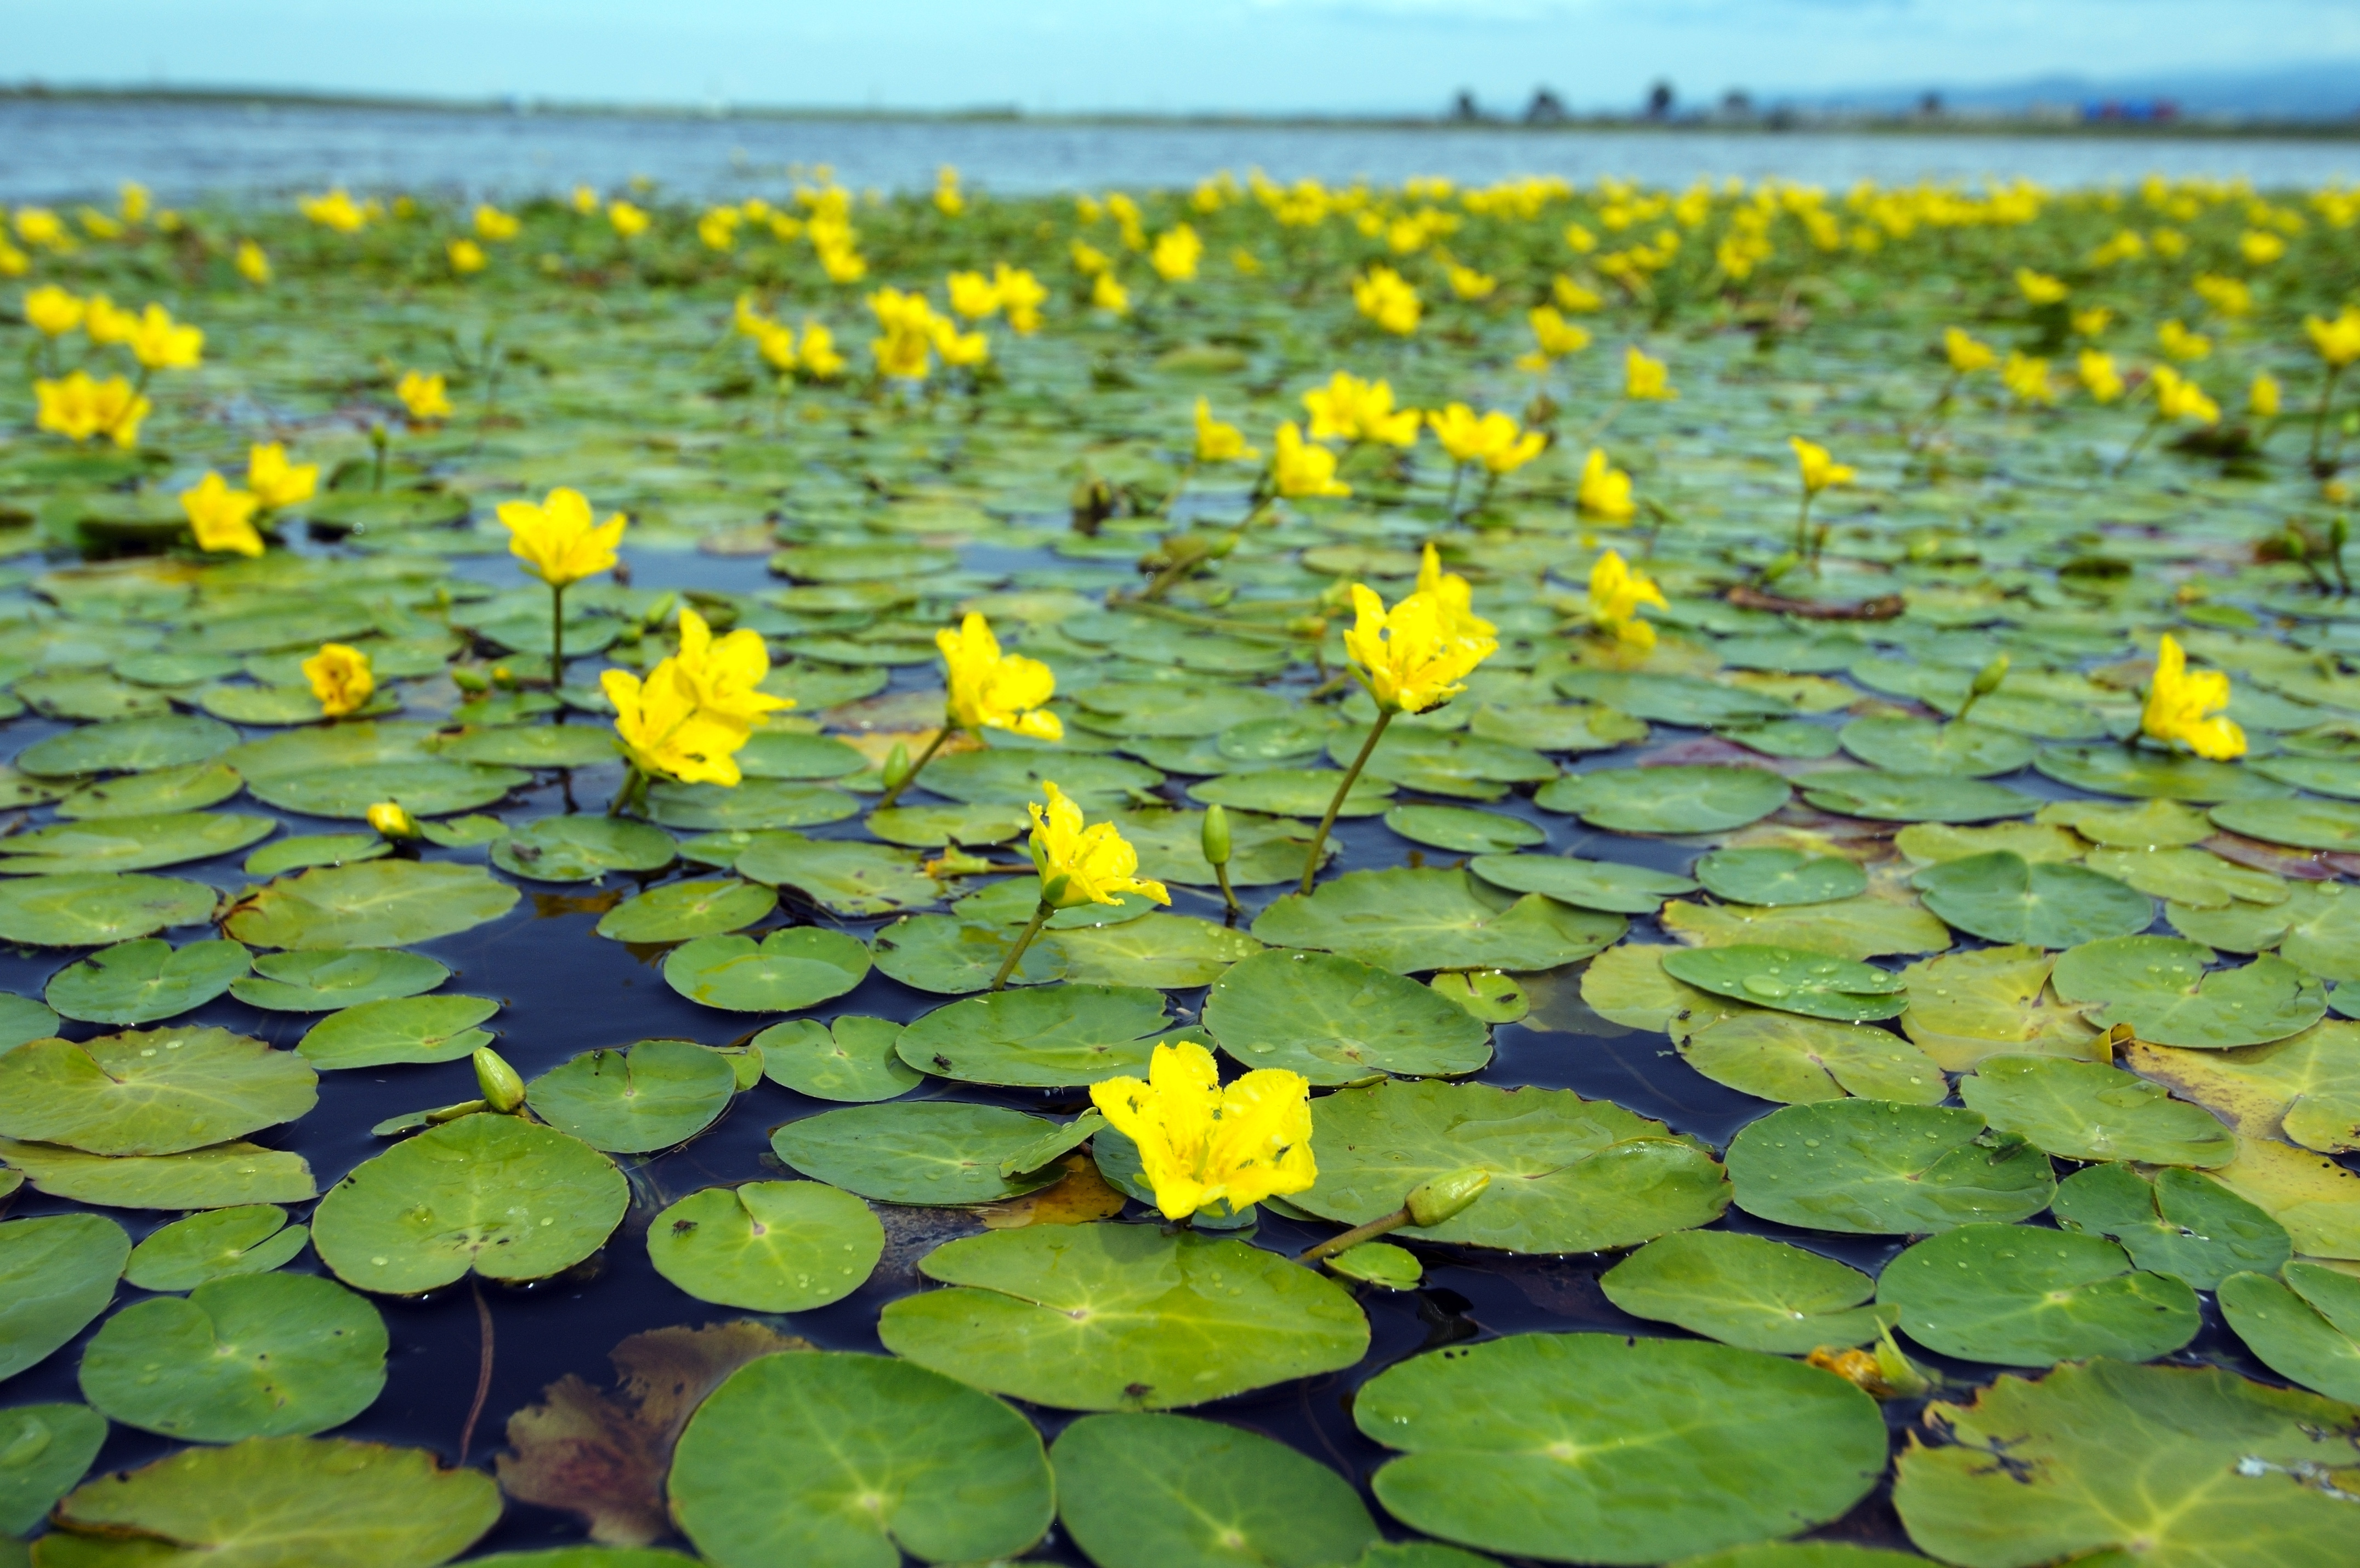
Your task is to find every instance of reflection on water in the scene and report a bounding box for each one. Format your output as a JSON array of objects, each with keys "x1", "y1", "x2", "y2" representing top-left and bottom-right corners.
[{"x1": 2, "y1": 98, "x2": 2355, "y2": 204}]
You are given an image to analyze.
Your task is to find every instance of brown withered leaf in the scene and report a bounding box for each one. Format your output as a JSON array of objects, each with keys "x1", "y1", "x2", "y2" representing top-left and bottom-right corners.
[
  {"x1": 496, "y1": 1320, "x2": 806, "y2": 1545},
  {"x1": 978, "y1": 1153, "x2": 1128, "y2": 1229}
]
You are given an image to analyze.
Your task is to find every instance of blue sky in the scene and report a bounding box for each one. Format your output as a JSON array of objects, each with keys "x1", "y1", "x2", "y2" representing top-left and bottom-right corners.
[{"x1": 12, "y1": 0, "x2": 2356, "y2": 113}]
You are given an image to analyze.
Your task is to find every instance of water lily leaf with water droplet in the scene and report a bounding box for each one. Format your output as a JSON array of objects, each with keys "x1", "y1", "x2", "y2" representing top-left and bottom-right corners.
[
  {"x1": 1680, "y1": 1012, "x2": 1946, "y2": 1103},
  {"x1": 755, "y1": 1016, "x2": 922, "y2": 1103},
  {"x1": 0, "y1": 1213, "x2": 127, "y2": 1382},
  {"x1": 1660, "y1": 944, "x2": 1906, "y2": 1022},
  {"x1": 2053, "y1": 1162, "x2": 2289, "y2": 1288},
  {"x1": 895, "y1": 984, "x2": 1170, "y2": 1089},
  {"x1": 44, "y1": 938, "x2": 250, "y2": 1025},
  {"x1": 1961, "y1": 1052, "x2": 2233, "y2": 1166},
  {"x1": 2085, "y1": 845, "x2": 2287, "y2": 909},
  {"x1": 2213, "y1": 797, "x2": 2360, "y2": 853},
  {"x1": 870, "y1": 908, "x2": 1069, "y2": 995},
  {"x1": 13, "y1": 713, "x2": 239, "y2": 778},
  {"x1": 648, "y1": 1180, "x2": 882, "y2": 1311},
  {"x1": 2054, "y1": 935, "x2": 2327, "y2": 1048},
  {"x1": 297, "y1": 995, "x2": 500, "y2": 1070},
  {"x1": 1914, "y1": 851, "x2": 2154, "y2": 947},
  {"x1": 1661, "y1": 894, "x2": 1953, "y2": 960},
  {"x1": 491, "y1": 816, "x2": 676, "y2": 883},
  {"x1": 1044, "y1": 914, "x2": 1266, "y2": 988},
  {"x1": 2037, "y1": 796, "x2": 2214, "y2": 848},
  {"x1": 526, "y1": 1040, "x2": 739, "y2": 1152},
  {"x1": 1578, "y1": 943, "x2": 1759, "y2": 1037},
  {"x1": 0, "y1": 1401, "x2": 106, "y2": 1536},
  {"x1": 1877, "y1": 1223, "x2": 2199, "y2": 1364},
  {"x1": 1254, "y1": 868, "x2": 1625, "y2": 974},
  {"x1": 56, "y1": 759, "x2": 243, "y2": 820},
  {"x1": 0, "y1": 1025, "x2": 315, "y2": 1156},
  {"x1": 2170, "y1": 879, "x2": 2360, "y2": 979},
  {"x1": 594, "y1": 878, "x2": 775, "y2": 942},
  {"x1": 243, "y1": 833, "x2": 388, "y2": 877},
  {"x1": 1727, "y1": 1100, "x2": 2056, "y2": 1234},
  {"x1": 0, "y1": 992, "x2": 58, "y2": 1050},
  {"x1": 2220, "y1": 1263, "x2": 2360, "y2": 1403},
  {"x1": 124, "y1": 1203, "x2": 309, "y2": 1291},
  {"x1": 735, "y1": 833, "x2": 938, "y2": 916},
  {"x1": 1692, "y1": 847, "x2": 1866, "y2": 907},
  {"x1": 661, "y1": 928, "x2": 871, "y2": 1013},
  {"x1": 1468, "y1": 851, "x2": 1697, "y2": 914},
  {"x1": 0, "y1": 810, "x2": 273, "y2": 875},
  {"x1": 771, "y1": 1102, "x2": 1066, "y2": 1206},
  {"x1": 1600, "y1": 1229, "x2": 1897, "y2": 1353},
  {"x1": 1535, "y1": 764, "x2": 1791, "y2": 834},
  {"x1": 1381, "y1": 803, "x2": 1544, "y2": 854},
  {"x1": 227, "y1": 860, "x2": 519, "y2": 949},
  {"x1": 1202, "y1": 948, "x2": 1491, "y2": 1085},
  {"x1": 1898, "y1": 944, "x2": 2102, "y2": 1070},
  {"x1": 229, "y1": 947, "x2": 450, "y2": 1012}
]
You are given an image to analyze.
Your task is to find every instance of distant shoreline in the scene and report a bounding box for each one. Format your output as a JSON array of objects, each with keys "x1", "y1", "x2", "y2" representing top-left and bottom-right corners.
[{"x1": 6, "y1": 83, "x2": 2357, "y2": 143}]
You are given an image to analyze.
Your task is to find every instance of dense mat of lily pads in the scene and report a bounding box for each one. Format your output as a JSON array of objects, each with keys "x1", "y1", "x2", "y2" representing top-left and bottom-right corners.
[{"x1": 2, "y1": 166, "x2": 2359, "y2": 1568}]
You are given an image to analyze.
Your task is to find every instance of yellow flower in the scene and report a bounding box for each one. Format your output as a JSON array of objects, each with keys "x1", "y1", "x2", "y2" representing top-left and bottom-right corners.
[
  {"x1": 366, "y1": 802, "x2": 420, "y2": 840},
  {"x1": 82, "y1": 296, "x2": 134, "y2": 345},
  {"x1": 2079, "y1": 350, "x2": 2124, "y2": 404},
  {"x1": 1150, "y1": 224, "x2": 1203, "y2": 282},
  {"x1": 1553, "y1": 274, "x2": 1602, "y2": 311},
  {"x1": 120, "y1": 183, "x2": 150, "y2": 225},
  {"x1": 2071, "y1": 306, "x2": 2113, "y2": 339},
  {"x1": 1624, "y1": 346, "x2": 1676, "y2": 401},
  {"x1": 1070, "y1": 240, "x2": 1112, "y2": 277},
  {"x1": 607, "y1": 200, "x2": 650, "y2": 238},
  {"x1": 2240, "y1": 229, "x2": 2287, "y2": 265},
  {"x1": 2016, "y1": 268, "x2": 2068, "y2": 305},
  {"x1": 696, "y1": 208, "x2": 740, "y2": 252},
  {"x1": 34, "y1": 372, "x2": 149, "y2": 448},
  {"x1": 396, "y1": 371, "x2": 451, "y2": 422},
  {"x1": 2252, "y1": 373, "x2": 2283, "y2": 419},
  {"x1": 304, "y1": 644, "x2": 375, "y2": 718},
  {"x1": 2193, "y1": 273, "x2": 2254, "y2": 318},
  {"x1": 1352, "y1": 265, "x2": 1421, "y2": 334},
  {"x1": 1428, "y1": 405, "x2": 1546, "y2": 475},
  {"x1": 1942, "y1": 327, "x2": 1995, "y2": 374},
  {"x1": 447, "y1": 238, "x2": 487, "y2": 275},
  {"x1": 126, "y1": 304, "x2": 201, "y2": 371},
  {"x1": 180, "y1": 472, "x2": 264, "y2": 558},
  {"x1": 733, "y1": 292, "x2": 771, "y2": 337},
  {"x1": 993, "y1": 265, "x2": 1046, "y2": 333},
  {"x1": 672, "y1": 607, "x2": 793, "y2": 729},
  {"x1": 497, "y1": 487, "x2": 626, "y2": 587},
  {"x1": 2002, "y1": 351, "x2": 2056, "y2": 406},
  {"x1": 24, "y1": 286, "x2": 82, "y2": 337},
  {"x1": 752, "y1": 321, "x2": 798, "y2": 373},
  {"x1": 928, "y1": 316, "x2": 991, "y2": 369},
  {"x1": 474, "y1": 205, "x2": 520, "y2": 242},
  {"x1": 1342, "y1": 583, "x2": 1495, "y2": 715},
  {"x1": 799, "y1": 320, "x2": 847, "y2": 379},
  {"x1": 1416, "y1": 543, "x2": 1496, "y2": 644},
  {"x1": 1027, "y1": 781, "x2": 1169, "y2": 911},
  {"x1": 1519, "y1": 306, "x2": 1591, "y2": 370},
  {"x1": 946, "y1": 270, "x2": 1001, "y2": 320},
  {"x1": 1302, "y1": 371, "x2": 1420, "y2": 447},
  {"x1": 2142, "y1": 634, "x2": 2245, "y2": 761},
  {"x1": 2151, "y1": 365, "x2": 2220, "y2": 425},
  {"x1": 939, "y1": 613, "x2": 1060, "y2": 740},
  {"x1": 1588, "y1": 549, "x2": 1667, "y2": 652},
  {"x1": 2307, "y1": 308, "x2": 2360, "y2": 368},
  {"x1": 0, "y1": 240, "x2": 28, "y2": 277},
  {"x1": 245, "y1": 444, "x2": 317, "y2": 511},
  {"x1": 1089, "y1": 1038, "x2": 1314, "y2": 1222},
  {"x1": 1194, "y1": 398, "x2": 1258, "y2": 464},
  {"x1": 1577, "y1": 447, "x2": 1636, "y2": 522},
  {"x1": 299, "y1": 189, "x2": 367, "y2": 233},
  {"x1": 2156, "y1": 319, "x2": 2211, "y2": 362},
  {"x1": 1445, "y1": 262, "x2": 1496, "y2": 300},
  {"x1": 1272, "y1": 422, "x2": 1351, "y2": 499},
  {"x1": 14, "y1": 209, "x2": 67, "y2": 250},
  {"x1": 1090, "y1": 271, "x2": 1131, "y2": 315},
  {"x1": 1790, "y1": 436, "x2": 1856, "y2": 493},
  {"x1": 603, "y1": 660, "x2": 752, "y2": 787},
  {"x1": 234, "y1": 241, "x2": 271, "y2": 285},
  {"x1": 572, "y1": 186, "x2": 600, "y2": 215}
]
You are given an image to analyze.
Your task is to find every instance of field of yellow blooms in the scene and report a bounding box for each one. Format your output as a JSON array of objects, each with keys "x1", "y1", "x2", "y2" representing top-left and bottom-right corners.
[{"x1": 1, "y1": 163, "x2": 2359, "y2": 1568}]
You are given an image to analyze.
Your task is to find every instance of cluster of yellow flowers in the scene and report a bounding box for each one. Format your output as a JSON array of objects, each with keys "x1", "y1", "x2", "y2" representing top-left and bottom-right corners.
[
  {"x1": 605, "y1": 607, "x2": 793, "y2": 788},
  {"x1": 178, "y1": 444, "x2": 319, "y2": 559},
  {"x1": 868, "y1": 287, "x2": 989, "y2": 378},
  {"x1": 733, "y1": 295, "x2": 847, "y2": 380},
  {"x1": 1351, "y1": 264, "x2": 1421, "y2": 336},
  {"x1": 25, "y1": 286, "x2": 203, "y2": 448}
]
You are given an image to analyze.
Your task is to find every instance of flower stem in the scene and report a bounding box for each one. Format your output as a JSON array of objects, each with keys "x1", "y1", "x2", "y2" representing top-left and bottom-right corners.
[
  {"x1": 1793, "y1": 491, "x2": 1816, "y2": 565},
  {"x1": 608, "y1": 763, "x2": 645, "y2": 817},
  {"x1": 1300, "y1": 707, "x2": 1393, "y2": 895},
  {"x1": 1214, "y1": 861, "x2": 1239, "y2": 922},
  {"x1": 2114, "y1": 414, "x2": 2160, "y2": 479},
  {"x1": 875, "y1": 724, "x2": 950, "y2": 811},
  {"x1": 549, "y1": 582, "x2": 566, "y2": 695},
  {"x1": 1297, "y1": 1206, "x2": 1411, "y2": 1264},
  {"x1": 989, "y1": 899, "x2": 1053, "y2": 992}
]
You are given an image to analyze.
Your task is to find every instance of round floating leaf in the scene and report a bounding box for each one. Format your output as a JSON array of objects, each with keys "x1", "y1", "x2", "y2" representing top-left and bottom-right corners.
[
  {"x1": 1107, "y1": 805, "x2": 1322, "y2": 888},
  {"x1": 771, "y1": 1102, "x2": 1066, "y2": 1206},
  {"x1": 1355, "y1": 1332, "x2": 1886, "y2": 1566},
  {"x1": 2086, "y1": 845, "x2": 2288, "y2": 910},
  {"x1": 735, "y1": 833, "x2": 939, "y2": 916},
  {"x1": 2212, "y1": 797, "x2": 2360, "y2": 852},
  {"x1": 1913, "y1": 851, "x2": 2154, "y2": 947},
  {"x1": 491, "y1": 816, "x2": 676, "y2": 883},
  {"x1": 2256, "y1": 755, "x2": 2360, "y2": 798},
  {"x1": 297, "y1": 996, "x2": 501, "y2": 1070},
  {"x1": 313, "y1": 1113, "x2": 628, "y2": 1293},
  {"x1": 1693, "y1": 847, "x2": 1867, "y2": 907},
  {"x1": 14, "y1": 714, "x2": 239, "y2": 779},
  {"x1": 2036, "y1": 743, "x2": 2287, "y2": 800},
  {"x1": 1468, "y1": 851, "x2": 1698, "y2": 914},
  {"x1": 469, "y1": 1555, "x2": 700, "y2": 1568},
  {"x1": 881, "y1": 1223, "x2": 1368, "y2": 1410},
  {"x1": 1202, "y1": 948, "x2": 1492, "y2": 1085},
  {"x1": 736, "y1": 730, "x2": 867, "y2": 779},
  {"x1": 2052, "y1": 935, "x2": 2327, "y2": 1048},
  {"x1": 1838, "y1": 717, "x2": 2035, "y2": 777},
  {"x1": 1801, "y1": 770, "x2": 2038, "y2": 825},
  {"x1": 645, "y1": 779, "x2": 860, "y2": 831},
  {"x1": 246, "y1": 761, "x2": 529, "y2": 820},
  {"x1": 661, "y1": 928, "x2": 871, "y2": 1013},
  {"x1": 2172, "y1": 880, "x2": 2360, "y2": 980},
  {"x1": 595, "y1": 879, "x2": 776, "y2": 943},
  {"x1": 1727, "y1": 1100, "x2": 2056, "y2": 1234},
  {"x1": 1535, "y1": 765, "x2": 1791, "y2": 834},
  {"x1": 1899, "y1": 944, "x2": 2102, "y2": 1070},
  {"x1": 1053, "y1": 1412, "x2": 1381, "y2": 1568},
  {"x1": 1679, "y1": 1012, "x2": 1947, "y2": 1104},
  {"x1": 922, "y1": 747, "x2": 1164, "y2": 805},
  {"x1": 226, "y1": 860, "x2": 519, "y2": 950},
  {"x1": 1253, "y1": 868, "x2": 1625, "y2": 974},
  {"x1": 1328, "y1": 1241, "x2": 1424, "y2": 1288},
  {"x1": 0, "y1": 873, "x2": 217, "y2": 946},
  {"x1": 1042, "y1": 914, "x2": 1266, "y2": 989},
  {"x1": 862, "y1": 801, "x2": 1029, "y2": 848},
  {"x1": 0, "y1": 1213, "x2": 128, "y2": 1382},
  {"x1": 755, "y1": 1016, "x2": 922, "y2": 1103},
  {"x1": 438, "y1": 723, "x2": 621, "y2": 769},
  {"x1": 78, "y1": 1271, "x2": 387, "y2": 1440},
  {"x1": 1555, "y1": 670, "x2": 1792, "y2": 726},
  {"x1": 1960, "y1": 1054, "x2": 2237, "y2": 1165},
  {"x1": 1660, "y1": 944, "x2": 1906, "y2": 1022},
  {"x1": 2124, "y1": 1018, "x2": 2360, "y2": 1154},
  {"x1": 0, "y1": 809, "x2": 274, "y2": 876},
  {"x1": 0, "y1": 1138, "x2": 315, "y2": 1209},
  {"x1": 895, "y1": 984, "x2": 1171, "y2": 1088},
  {"x1": 0, "y1": 1026, "x2": 316, "y2": 1156},
  {"x1": 44, "y1": 939, "x2": 251, "y2": 1026},
  {"x1": 2219, "y1": 1264, "x2": 2360, "y2": 1403},
  {"x1": 670, "y1": 1350, "x2": 1052, "y2": 1568},
  {"x1": 1662, "y1": 894, "x2": 1954, "y2": 961},
  {"x1": 1599, "y1": 1230, "x2": 1897, "y2": 1354},
  {"x1": 0, "y1": 992, "x2": 58, "y2": 1050},
  {"x1": 0, "y1": 1402, "x2": 107, "y2": 1537},
  {"x1": 124, "y1": 1204, "x2": 309, "y2": 1292},
  {"x1": 871, "y1": 909, "x2": 1069, "y2": 995},
  {"x1": 648, "y1": 1181, "x2": 882, "y2": 1312},
  {"x1": 42, "y1": 1435, "x2": 500, "y2": 1568},
  {"x1": 244, "y1": 833, "x2": 387, "y2": 877},
  {"x1": 229, "y1": 947, "x2": 451, "y2": 1012},
  {"x1": 58, "y1": 759, "x2": 243, "y2": 820},
  {"x1": 1877, "y1": 1223, "x2": 2199, "y2": 1365},
  {"x1": 1187, "y1": 768, "x2": 1393, "y2": 818},
  {"x1": 1293, "y1": 1078, "x2": 1729, "y2": 1253},
  {"x1": 2054, "y1": 1163, "x2": 2290, "y2": 1289},
  {"x1": 2040, "y1": 796, "x2": 2216, "y2": 849},
  {"x1": 526, "y1": 1040, "x2": 739, "y2": 1152},
  {"x1": 1381, "y1": 803, "x2": 1545, "y2": 854}
]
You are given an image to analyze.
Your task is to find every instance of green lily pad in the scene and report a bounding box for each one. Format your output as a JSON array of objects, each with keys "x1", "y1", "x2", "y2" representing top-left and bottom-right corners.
[
  {"x1": 56, "y1": 759, "x2": 243, "y2": 819},
  {"x1": 1106, "y1": 805, "x2": 1324, "y2": 888},
  {"x1": 1838, "y1": 717, "x2": 2036, "y2": 777},
  {"x1": 1467, "y1": 701, "x2": 1648, "y2": 753},
  {"x1": 526, "y1": 1040, "x2": 740, "y2": 1152},
  {"x1": 0, "y1": 1137, "x2": 316, "y2": 1209},
  {"x1": 1913, "y1": 851, "x2": 2155, "y2": 947},
  {"x1": 754, "y1": 1016, "x2": 923, "y2": 1103},
  {"x1": 1555, "y1": 670, "x2": 1792, "y2": 726},
  {"x1": 1678, "y1": 1011, "x2": 1947, "y2": 1103},
  {"x1": 438, "y1": 724, "x2": 621, "y2": 769},
  {"x1": 124, "y1": 1204, "x2": 310, "y2": 1291},
  {"x1": 1727, "y1": 1100, "x2": 2057, "y2": 1234},
  {"x1": 1600, "y1": 1229, "x2": 1898, "y2": 1353},
  {"x1": 2126, "y1": 1018, "x2": 2360, "y2": 1152},
  {"x1": 41, "y1": 1434, "x2": 500, "y2": 1567},
  {"x1": 16, "y1": 673, "x2": 172, "y2": 722},
  {"x1": 0, "y1": 1213, "x2": 128, "y2": 1382},
  {"x1": 44, "y1": 939, "x2": 251, "y2": 1025},
  {"x1": 736, "y1": 730, "x2": 868, "y2": 779},
  {"x1": 1877, "y1": 1222, "x2": 2199, "y2": 1364},
  {"x1": 770, "y1": 1102, "x2": 1066, "y2": 1206},
  {"x1": 1381, "y1": 803, "x2": 1545, "y2": 853},
  {"x1": 861, "y1": 801, "x2": 1030, "y2": 848},
  {"x1": 735, "y1": 833, "x2": 939, "y2": 916},
  {"x1": 2220, "y1": 1264, "x2": 2360, "y2": 1402},
  {"x1": 2255, "y1": 754, "x2": 2360, "y2": 798},
  {"x1": 2086, "y1": 845, "x2": 2289, "y2": 908},
  {"x1": 0, "y1": 1401, "x2": 107, "y2": 1536},
  {"x1": 1801, "y1": 770, "x2": 2038, "y2": 824},
  {"x1": 230, "y1": 947, "x2": 451, "y2": 1012},
  {"x1": 1052, "y1": 1412, "x2": 1381, "y2": 1568},
  {"x1": 595, "y1": 879, "x2": 776, "y2": 942},
  {"x1": 1292, "y1": 1077, "x2": 1729, "y2": 1253},
  {"x1": 0, "y1": 811, "x2": 273, "y2": 876},
  {"x1": 246, "y1": 761, "x2": 529, "y2": 820},
  {"x1": 2053, "y1": 1162, "x2": 2291, "y2": 1288},
  {"x1": 1042, "y1": 914, "x2": 1267, "y2": 988},
  {"x1": 13, "y1": 714, "x2": 239, "y2": 778},
  {"x1": 920, "y1": 748, "x2": 1164, "y2": 806},
  {"x1": 1467, "y1": 851, "x2": 1698, "y2": 914},
  {"x1": 661, "y1": 928, "x2": 871, "y2": 1012},
  {"x1": 647, "y1": 1180, "x2": 882, "y2": 1311},
  {"x1": 1188, "y1": 768, "x2": 1393, "y2": 818},
  {"x1": 870, "y1": 909, "x2": 1069, "y2": 995},
  {"x1": 2039, "y1": 796, "x2": 2216, "y2": 848},
  {"x1": 2036, "y1": 743, "x2": 2287, "y2": 800},
  {"x1": 1535, "y1": 765, "x2": 1791, "y2": 834},
  {"x1": 1327, "y1": 1240, "x2": 1425, "y2": 1288},
  {"x1": 1961, "y1": 1053, "x2": 2238, "y2": 1165},
  {"x1": 297, "y1": 995, "x2": 501, "y2": 1070},
  {"x1": 644, "y1": 780, "x2": 862, "y2": 831},
  {"x1": 1692, "y1": 847, "x2": 1867, "y2": 907},
  {"x1": 2052, "y1": 936, "x2": 2327, "y2": 1047},
  {"x1": 243, "y1": 832, "x2": 388, "y2": 877},
  {"x1": 226, "y1": 860, "x2": 520, "y2": 949},
  {"x1": 1253, "y1": 868, "x2": 1625, "y2": 974},
  {"x1": 2212, "y1": 797, "x2": 2360, "y2": 852},
  {"x1": 312, "y1": 1113, "x2": 628, "y2": 1293},
  {"x1": 78, "y1": 1271, "x2": 387, "y2": 1440},
  {"x1": 1660, "y1": 944, "x2": 1907, "y2": 1022},
  {"x1": 1662, "y1": 894, "x2": 1955, "y2": 960},
  {"x1": 2171, "y1": 879, "x2": 2360, "y2": 979},
  {"x1": 0, "y1": 1026, "x2": 315, "y2": 1156},
  {"x1": 895, "y1": 984, "x2": 1172, "y2": 1088},
  {"x1": 1898, "y1": 944, "x2": 2104, "y2": 1070},
  {"x1": 880, "y1": 1223, "x2": 1369, "y2": 1410},
  {"x1": 1354, "y1": 1332, "x2": 1886, "y2": 1565},
  {"x1": 1201, "y1": 948, "x2": 1492, "y2": 1084},
  {"x1": 669, "y1": 1350, "x2": 1053, "y2": 1568},
  {"x1": 0, "y1": 992, "x2": 56, "y2": 1051},
  {"x1": 491, "y1": 816, "x2": 676, "y2": 883}
]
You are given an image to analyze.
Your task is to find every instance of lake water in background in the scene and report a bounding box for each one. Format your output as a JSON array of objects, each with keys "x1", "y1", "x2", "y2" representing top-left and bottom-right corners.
[{"x1": 1, "y1": 97, "x2": 2356, "y2": 204}]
